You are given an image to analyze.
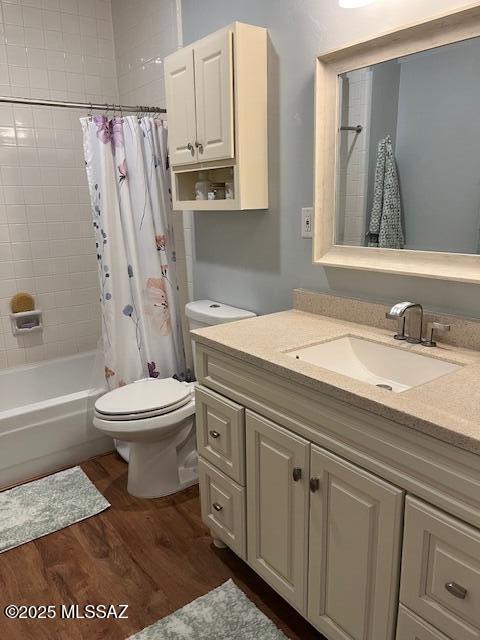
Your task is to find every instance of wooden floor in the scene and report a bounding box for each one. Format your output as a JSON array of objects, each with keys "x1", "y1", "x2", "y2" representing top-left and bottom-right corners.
[{"x1": 0, "y1": 453, "x2": 322, "y2": 640}]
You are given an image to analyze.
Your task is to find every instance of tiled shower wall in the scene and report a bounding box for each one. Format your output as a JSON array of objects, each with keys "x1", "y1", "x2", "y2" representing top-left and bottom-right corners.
[
  {"x1": 337, "y1": 68, "x2": 372, "y2": 247},
  {"x1": 112, "y1": 0, "x2": 180, "y2": 108},
  {"x1": 112, "y1": 0, "x2": 195, "y2": 372},
  {"x1": 0, "y1": 0, "x2": 118, "y2": 369}
]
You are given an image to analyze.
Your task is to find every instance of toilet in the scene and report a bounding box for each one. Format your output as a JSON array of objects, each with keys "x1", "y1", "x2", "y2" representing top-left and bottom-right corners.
[{"x1": 93, "y1": 300, "x2": 256, "y2": 498}]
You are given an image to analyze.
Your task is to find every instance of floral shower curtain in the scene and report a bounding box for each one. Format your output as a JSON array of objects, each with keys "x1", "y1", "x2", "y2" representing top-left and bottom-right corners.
[{"x1": 81, "y1": 115, "x2": 186, "y2": 389}]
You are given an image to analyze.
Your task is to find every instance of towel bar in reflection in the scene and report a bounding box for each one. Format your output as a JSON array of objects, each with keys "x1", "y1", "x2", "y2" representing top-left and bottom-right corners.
[{"x1": 340, "y1": 124, "x2": 363, "y2": 133}]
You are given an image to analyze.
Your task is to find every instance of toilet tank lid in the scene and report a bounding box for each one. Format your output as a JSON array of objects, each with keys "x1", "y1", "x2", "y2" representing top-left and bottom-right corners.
[{"x1": 185, "y1": 300, "x2": 256, "y2": 325}]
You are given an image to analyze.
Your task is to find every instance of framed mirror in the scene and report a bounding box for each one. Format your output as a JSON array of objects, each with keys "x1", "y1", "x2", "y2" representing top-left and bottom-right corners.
[{"x1": 313, "y1": 4, "x2": 480, "y2": 283}]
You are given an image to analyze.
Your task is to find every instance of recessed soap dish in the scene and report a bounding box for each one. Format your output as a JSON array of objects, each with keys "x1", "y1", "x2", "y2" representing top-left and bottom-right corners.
[{"x1": 10, "y1": 310, "x2": 43, "y2": 335}]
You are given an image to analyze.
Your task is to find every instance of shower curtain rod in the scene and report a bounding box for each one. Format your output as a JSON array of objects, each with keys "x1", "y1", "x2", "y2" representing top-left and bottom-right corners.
[{"x1": 0, "y1": 95, "x2": 166, "y2": 114}]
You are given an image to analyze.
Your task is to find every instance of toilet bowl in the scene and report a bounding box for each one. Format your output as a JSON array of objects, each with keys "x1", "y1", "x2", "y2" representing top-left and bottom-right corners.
[
  {"x1": 93, "y1": 300, "x2": 256, "y2": 499},
  {"x1": 94, "y1": 377, "x2": 197, "y2": 498}
]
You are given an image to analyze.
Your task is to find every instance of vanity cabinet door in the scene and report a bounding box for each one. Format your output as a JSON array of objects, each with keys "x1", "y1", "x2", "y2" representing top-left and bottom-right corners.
[
  {"x1": 164, "y1": 47, "x2": 198, "y2": 166},
  {"x1": 193, "y1": 29, "x2": 235, "y2": 162},
  {"x1": 246, "y1": 410, "x2": 310, "y2": 613},
  {"x1": 308, "y1": 445, "x2": 404, "y2": 640}
]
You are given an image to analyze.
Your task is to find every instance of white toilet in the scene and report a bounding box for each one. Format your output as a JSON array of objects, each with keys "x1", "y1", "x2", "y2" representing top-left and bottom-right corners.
[{"x1": 93, "y1": 300, "x2": 256, "y2": 498}]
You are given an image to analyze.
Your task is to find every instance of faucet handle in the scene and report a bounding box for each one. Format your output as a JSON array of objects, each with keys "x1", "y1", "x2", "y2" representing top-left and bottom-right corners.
[
  {"x1": 385, "y1": 312, "x2": 406, "y2": 341},
  {"x1": 422, "y1": 322, "x2": 451, "y2": 347}
]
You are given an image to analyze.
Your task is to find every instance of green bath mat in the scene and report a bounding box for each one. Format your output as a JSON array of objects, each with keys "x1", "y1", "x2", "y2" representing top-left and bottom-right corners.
[
  {"x1": 128, "y1": 579, "x2": 289, "y2": 639},
  {"x1": 0, "y1": 466, "x2": 110, "y2": 553}
]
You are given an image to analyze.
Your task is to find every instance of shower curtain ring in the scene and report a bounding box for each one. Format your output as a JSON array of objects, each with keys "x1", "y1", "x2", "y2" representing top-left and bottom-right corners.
[{"x1": 88, "y1": 102, "x2": 93, "y2": 120}]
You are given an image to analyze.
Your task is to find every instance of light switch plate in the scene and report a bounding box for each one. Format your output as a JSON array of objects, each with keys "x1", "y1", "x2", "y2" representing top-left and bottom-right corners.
[{"x1": 301, "y1": 207, "x2": 313, "y2": 238}]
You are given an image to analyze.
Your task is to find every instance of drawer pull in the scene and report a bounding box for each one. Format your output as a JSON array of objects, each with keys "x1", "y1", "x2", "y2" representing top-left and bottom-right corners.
[
  {"x1": 212, "y1": 502, "x2": 223, "y2": 512},
  {"x1": 292, "y1": 467, "x2": 302, "y2": 482},
  {"x1": 209, "y1": 430, "x2": 220, "y2": 439},
  {"x1": 310, "y1": 477, "x2": 320, "y2": 493},
  {"x1": 445, "y1": 582, "x2": 467, "y2": 599}
]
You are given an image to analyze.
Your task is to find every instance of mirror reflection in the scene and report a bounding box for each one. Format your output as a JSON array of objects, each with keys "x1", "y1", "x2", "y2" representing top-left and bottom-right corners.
[{"x1": 335, "y1": 37, "x2": 480, "y2": 254}]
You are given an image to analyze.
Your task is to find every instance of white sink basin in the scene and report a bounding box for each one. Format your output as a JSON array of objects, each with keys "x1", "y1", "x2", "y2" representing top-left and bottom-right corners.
[{"x1": 285, "y1": 336, "x2": 461, "y2": 393}]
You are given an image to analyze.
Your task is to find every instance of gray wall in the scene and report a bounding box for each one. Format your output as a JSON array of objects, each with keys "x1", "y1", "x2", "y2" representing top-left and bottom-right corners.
[
  {"x1": 395, "y1": 39, "x2": 480, "y2": 254},
  {"x1": 366, "y1": 60, "x2": 401, "y2": 224},
  {"x1": 182, "y1": 0, "x2": 480, "y2": 318}
]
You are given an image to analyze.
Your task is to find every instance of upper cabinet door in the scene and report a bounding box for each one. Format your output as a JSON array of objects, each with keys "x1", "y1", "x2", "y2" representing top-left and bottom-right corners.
[
  {"x1": 246, "y1": 411, "x2": 310, "y2": 613},
  {"x1": 308, "y1": 445, "x2": 404, "y2": 640},
  {"x1": 194, "y1": 29, "x2": 235, "y2": 162},
  {"x1": 164, "y1": 47, "x2": 197, "y2": 166}
]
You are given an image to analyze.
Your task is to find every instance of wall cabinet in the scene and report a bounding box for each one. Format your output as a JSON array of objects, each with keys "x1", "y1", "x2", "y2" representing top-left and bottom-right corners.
[
  {"x1": 164, "y1": 47, "x2": 197, "y2": 167},
  {"x1": 164, "y1": 22, "x2": 268, "y2": 211},
  {"x1": 193, "y1": 30, "x2": 234, "y2": 164},
  {"x1": 194, "y1": 344, "x2": 480, "y2": 640}
]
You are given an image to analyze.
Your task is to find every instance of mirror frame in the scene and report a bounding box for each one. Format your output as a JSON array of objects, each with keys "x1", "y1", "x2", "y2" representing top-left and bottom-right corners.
[{"x1": 313, "y1": 3, "x2": 480, "y2": 284}]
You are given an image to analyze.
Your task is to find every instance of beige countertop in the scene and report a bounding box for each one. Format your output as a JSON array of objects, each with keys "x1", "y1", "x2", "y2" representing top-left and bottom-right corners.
[{"x1": 192, "y1": 309, "x2": 480, "y2": 455}]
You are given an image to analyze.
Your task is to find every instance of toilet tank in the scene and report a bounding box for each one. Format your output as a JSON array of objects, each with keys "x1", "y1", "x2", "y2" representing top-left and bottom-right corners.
[{"x1": 185, "y1": 300, "x2": 256, "y2": 373}]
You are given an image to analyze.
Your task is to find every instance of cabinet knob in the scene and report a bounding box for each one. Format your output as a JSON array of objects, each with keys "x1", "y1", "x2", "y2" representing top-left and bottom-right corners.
[
  {"x1": 195, "y1": 141, "x2": 204, "y2": 154},
  {"x1": 445, "y1": 581, "x2": 467, "y2": 599},
  {"x1": 292, "y1": 467, "x2": 302, "y2": 482},
  {"x1": 209, "y1": 430, "x2": 220, "y2": 439},
  {"x1": 212, "y1": 502, "x2": 223, "y2": 512},
  {"x1": 187, "y1": 142, "x2": 195, "y2": 155},
  {"x1": 310, "y1": 477, "x2": 320, "y2": 493}
]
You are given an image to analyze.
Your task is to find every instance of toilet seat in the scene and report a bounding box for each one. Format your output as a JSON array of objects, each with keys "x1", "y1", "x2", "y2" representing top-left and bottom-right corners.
[
  {"x1": 94, "y1": 377, "x2": 194, "y2": 422},
  {"x1": 94, "y1": 396, "x2": 196, "y2": 439}
]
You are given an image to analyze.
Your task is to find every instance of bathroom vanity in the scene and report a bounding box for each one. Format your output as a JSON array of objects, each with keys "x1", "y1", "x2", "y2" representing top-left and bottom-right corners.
[
  {"x1": 193, "y1": 290, "x2": 480, "y2": 640},
  {"x1": 190, "y1": 6, "x2": 480, "y2": 638}
]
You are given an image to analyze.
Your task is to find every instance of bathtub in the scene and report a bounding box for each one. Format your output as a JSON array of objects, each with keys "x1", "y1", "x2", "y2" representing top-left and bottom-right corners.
[{"x1": 0, "y1": 351, "x2": 113, "y2": 489}]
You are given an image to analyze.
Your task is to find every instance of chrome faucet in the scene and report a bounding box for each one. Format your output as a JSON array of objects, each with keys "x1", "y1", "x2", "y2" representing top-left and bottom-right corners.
[{"x1": 386, "y1": 301, "x2": 423, "y2": 344}]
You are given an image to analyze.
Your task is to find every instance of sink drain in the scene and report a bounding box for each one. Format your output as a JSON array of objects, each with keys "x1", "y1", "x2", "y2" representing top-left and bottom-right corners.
[{"x1": 376, "y1": 383, "x2": 393, "y2": 391}]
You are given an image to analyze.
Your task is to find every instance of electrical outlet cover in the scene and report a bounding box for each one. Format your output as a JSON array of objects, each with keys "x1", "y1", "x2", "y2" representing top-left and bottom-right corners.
[{"x1": 301, "y1": 207, "x2": 313, "y2": 238}]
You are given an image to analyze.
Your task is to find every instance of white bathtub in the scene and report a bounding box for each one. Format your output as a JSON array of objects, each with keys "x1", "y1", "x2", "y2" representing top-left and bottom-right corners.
[{"x1": 0, "y1": 351, "x2": 113, "y2": 489}]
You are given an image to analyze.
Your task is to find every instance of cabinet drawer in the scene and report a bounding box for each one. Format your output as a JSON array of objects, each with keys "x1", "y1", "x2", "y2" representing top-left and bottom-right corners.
[
  {"x1": 401, "y1": 496, "x2": 480, "y2": 640},
  {"x1": 196, "y1": 386, "x2": 245, "y2": 484},
  {"x1": 397, "y1": 605, "x2": 450, "y2": 640},
  {"x1": 198, "y1": 457, "x2": 246, "y2": 559}
]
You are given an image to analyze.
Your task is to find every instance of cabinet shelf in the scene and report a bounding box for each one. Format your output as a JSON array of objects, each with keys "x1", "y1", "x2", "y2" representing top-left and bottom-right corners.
[
  {"x1": 170, "y1": 199, "x2": 240, "y2": 211},
  {"x1": 174, "y1": 165, "x2": 238, "y2": 210},
  {"x1": 165, "y1": 22, "x2": 268, "y2": 211}
]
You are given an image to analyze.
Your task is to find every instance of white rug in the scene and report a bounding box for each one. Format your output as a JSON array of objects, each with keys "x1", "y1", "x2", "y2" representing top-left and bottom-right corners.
[
  {"x1": 129, "y1": 579, "x2": 289, "y2": 639},
  {"x1": 0, "y1": 466, "x2": 110, "y2": 553}
]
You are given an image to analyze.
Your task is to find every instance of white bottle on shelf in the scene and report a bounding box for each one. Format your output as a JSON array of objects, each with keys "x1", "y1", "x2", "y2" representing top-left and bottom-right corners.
[
  {"x1": 195, "y1": 172, "x2": 210, "y2": 200},
  {"x1": 225, "y1": 167, "x2": 234, "y2": 199}
]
